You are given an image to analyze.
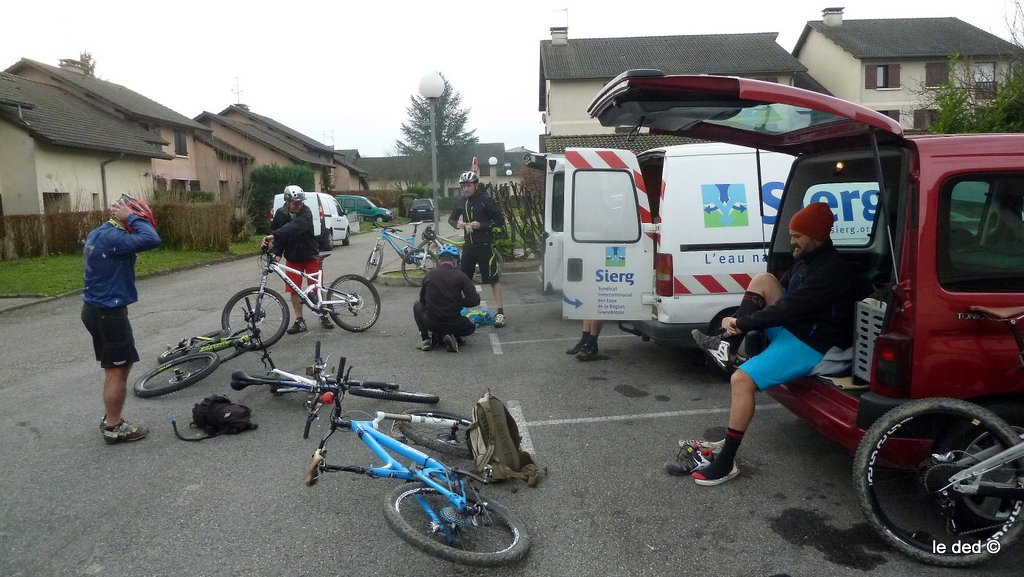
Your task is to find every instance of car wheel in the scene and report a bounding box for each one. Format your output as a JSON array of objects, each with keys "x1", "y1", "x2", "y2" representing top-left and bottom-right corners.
[
  {"x1": 342, "y1": 227, "x2": 351, "y2": 246},
  {"x1": 319, "y1": 230, "x2": 332, "y2": 251},
  {"x1": 374, "y1": 216, "x2": 383, "y2": 223}
]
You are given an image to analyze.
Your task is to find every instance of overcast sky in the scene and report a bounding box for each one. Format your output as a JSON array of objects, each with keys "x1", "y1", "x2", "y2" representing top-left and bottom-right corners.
[{"x1": 3, "y1": 1, "x2": 1020, "y2": 158}]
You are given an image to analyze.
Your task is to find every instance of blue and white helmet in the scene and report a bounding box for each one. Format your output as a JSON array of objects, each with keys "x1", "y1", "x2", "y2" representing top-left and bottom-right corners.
[{"x1": 438, "y1": 244, "x2": 461, "y2": 260}]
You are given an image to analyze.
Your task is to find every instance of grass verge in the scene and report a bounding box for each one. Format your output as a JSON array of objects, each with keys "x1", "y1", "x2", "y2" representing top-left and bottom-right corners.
[{"x1": 0, "y1": 237, "x2": 264, "y2": 297}]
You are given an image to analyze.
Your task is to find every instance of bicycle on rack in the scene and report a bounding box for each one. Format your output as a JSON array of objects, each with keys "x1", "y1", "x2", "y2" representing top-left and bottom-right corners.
[
  {"x1": 852, "y1": 305, "x2": 1024, "y2": 567},
  {"x1": 133, "y1": 325, "x2": 274, "y2": 398},
  {"x1": 223, "y1": 246, "x2": 380, "y2": 344},
  {"x1": 289, "y1": 342, "x2": 529, "y2": 566},
  {"x1": 364, "y1": 221, "x2": 438, "y2": 286},
  {"x1": 416, "y1": 224, "x2": 503, "y2": 283}
]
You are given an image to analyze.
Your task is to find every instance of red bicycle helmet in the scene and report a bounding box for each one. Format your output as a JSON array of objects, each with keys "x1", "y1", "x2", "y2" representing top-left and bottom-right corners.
[{"x1": 118, "y1": 193, "x2": 157, "y2": 230}]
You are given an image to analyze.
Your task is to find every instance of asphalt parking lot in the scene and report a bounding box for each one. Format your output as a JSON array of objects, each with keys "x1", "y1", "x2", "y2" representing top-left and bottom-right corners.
[{"x1": 0, "y1": 229, "x2": 1017, "y2": 576}]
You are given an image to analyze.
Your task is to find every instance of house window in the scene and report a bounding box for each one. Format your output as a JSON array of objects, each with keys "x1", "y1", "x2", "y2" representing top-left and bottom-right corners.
[
  {"x1": 879, "y1": 110, "x2": 900, "y2": 122},
  {"x1": 42, "y1": 192, "x2": 70, "y2": 213},
  {"x1": 925, "y1": 61, "x2": 949, "y2": 87},
  {"x1": 174, "y1": 129, "x2": 188, "y2": 156},
  {"x1": 913, "y1": 109, "x2": 940, "y2": 130},
  {"x1": 974, "y1": 62, "x2": 997, "y2": 99},
  {"x1": 865, "y1": 64, "x2": 900, "y2": 89}
]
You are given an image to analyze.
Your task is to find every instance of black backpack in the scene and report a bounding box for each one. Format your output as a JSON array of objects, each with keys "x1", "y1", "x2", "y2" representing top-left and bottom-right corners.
[{"x1": 172, "y1": 394, "x2": 258, "y2": 441}]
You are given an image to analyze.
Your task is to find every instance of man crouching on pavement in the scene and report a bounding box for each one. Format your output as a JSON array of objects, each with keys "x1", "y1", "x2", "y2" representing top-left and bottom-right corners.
[{"x1": 413, "y1": 245, "x2": 480, "y2": 353}]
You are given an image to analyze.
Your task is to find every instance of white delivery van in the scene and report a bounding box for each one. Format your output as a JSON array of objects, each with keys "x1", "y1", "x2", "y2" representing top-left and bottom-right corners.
[
  {"x1": 548, "y1": 142, "x2": 794, "y2": 346},
  {"x1": 271, "y1": 191, "x2": 350, "y2": 251}
]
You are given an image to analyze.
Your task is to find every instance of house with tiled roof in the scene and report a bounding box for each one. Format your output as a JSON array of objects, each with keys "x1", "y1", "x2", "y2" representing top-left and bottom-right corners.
[
  {"x1": 0, "y1": 72, "x2": 172, "y2": 215},
  {"x1": 5, "y1": 58, "x2": 215, "y2": 196},
  {"x1": 211, "y1": 105, "x2": 367, "y2": 192},
  {"x1": 538, "y1": 27, "x2": 813, "y2": 152},
  {"x1": 360, "y1": 143, "x2": 527, "y2": 194},
  {"x1": 793, "y1": 7, "x2": 1022, "y2": 130}
]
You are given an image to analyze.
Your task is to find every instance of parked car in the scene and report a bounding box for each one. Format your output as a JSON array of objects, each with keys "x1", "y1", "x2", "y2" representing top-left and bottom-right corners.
[
  {"x1": 337, "y1": 194, "x2": 393, "y2": 223},
  {"x1": 271, "y1": 191, "x2": 350, "y2": 251},
  {"x1": 585, "y1": 70, "x2": 1024, "y2": 450},
  {"x1": 408, "y1": 198, "x2": 435, "y2": 222}
]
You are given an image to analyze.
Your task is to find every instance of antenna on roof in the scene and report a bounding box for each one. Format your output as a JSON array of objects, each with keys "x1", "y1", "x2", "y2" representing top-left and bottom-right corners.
[{"x1": 232, "y1": 77, "x2": 245, "y2": 105}]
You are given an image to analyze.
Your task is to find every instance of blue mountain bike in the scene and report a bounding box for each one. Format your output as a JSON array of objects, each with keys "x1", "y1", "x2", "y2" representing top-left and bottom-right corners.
[{"x1": 293, "y1": 342, "x2": 530, "y2": 566}]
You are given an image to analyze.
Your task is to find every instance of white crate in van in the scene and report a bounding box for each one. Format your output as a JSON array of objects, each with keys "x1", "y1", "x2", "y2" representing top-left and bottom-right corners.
[{"x1": 853, "y1": 298, "x2": 886, "y2": 381}]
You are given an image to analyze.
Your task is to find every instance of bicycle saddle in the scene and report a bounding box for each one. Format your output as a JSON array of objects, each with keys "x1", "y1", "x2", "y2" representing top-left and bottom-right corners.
[
  {"x1": 970, "y1": 305, "x2": 1024, "y2": 320},
  {"x1": 230, "y1": 370, "x2": 276, "y2": 391},
  {"x1": 315, "y1": 254, "x2": 331, "y2": 261}
]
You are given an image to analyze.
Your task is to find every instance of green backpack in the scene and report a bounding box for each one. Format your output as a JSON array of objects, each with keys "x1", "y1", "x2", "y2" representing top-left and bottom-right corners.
[{"x1": 465, "y1": 391, "x2": 547, "y2": 486}]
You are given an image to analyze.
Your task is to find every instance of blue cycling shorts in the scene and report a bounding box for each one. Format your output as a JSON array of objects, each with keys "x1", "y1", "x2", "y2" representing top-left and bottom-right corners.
[{"x1": 737, "y1": 326, "x2": 824, "y2": 391}]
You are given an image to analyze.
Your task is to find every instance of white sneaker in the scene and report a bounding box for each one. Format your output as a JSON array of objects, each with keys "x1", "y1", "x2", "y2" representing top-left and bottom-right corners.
[{"x1": 493, "y1": 313, "x2": 506, "y2": 328}]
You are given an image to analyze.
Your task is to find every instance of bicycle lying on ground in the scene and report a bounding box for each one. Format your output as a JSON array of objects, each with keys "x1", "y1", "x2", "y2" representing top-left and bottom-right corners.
[
  {"x1": 852, "y1": 305, "x2": 1024, "y2": 567},
  {"x1": 133, "y1": 323, "x2": 274, "y2": 398},
  {"x1": 277, "y1": 341, "x2": 528, "y2": 566},
  {"x1": 364, "y1": 221, "x2": 438, "y2": 286},
  {"x1": 223, "y1": 247, "x2": 380, "y2": 344}
]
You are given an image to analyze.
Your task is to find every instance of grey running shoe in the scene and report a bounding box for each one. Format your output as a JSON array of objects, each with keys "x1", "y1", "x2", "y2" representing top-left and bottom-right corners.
[
  {"x1": 102, "y1": 419, "x2": 149, "y2": 445},
  {"x1": 665, "y1": 446, "x2": 715, "y2": 476},
  {"x1": 442, "y1": 334, "x2": 459, "y2": 353},
  {"x1": 287, "y1": 318, "x2": 308, "y2": 334},
  {"x1": 416, "y1": 338, "x2": 433, "y2": 352}
]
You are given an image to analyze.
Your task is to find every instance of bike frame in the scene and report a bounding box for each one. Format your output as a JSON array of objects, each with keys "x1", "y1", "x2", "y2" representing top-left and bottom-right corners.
[
  {"x1": 376, "y1": 227, "x2": 418, "y2": 258},
  {"x1": 947, "y1": 432, "x2": 1024, "y2": 497},
  {"x1": 262, "y1": 258, "x2": 357, "y2": 313}
]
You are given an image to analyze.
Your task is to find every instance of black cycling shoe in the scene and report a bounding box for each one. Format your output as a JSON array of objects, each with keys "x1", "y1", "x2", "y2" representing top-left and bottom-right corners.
[{"x1": 566, "y1": 340, "x2": 585, "y2": 355}]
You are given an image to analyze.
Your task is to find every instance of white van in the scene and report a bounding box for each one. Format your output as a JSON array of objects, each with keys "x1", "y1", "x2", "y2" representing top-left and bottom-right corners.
[
  {"x1": 271, "y1": 191, "x2": 350, "y2": 251},
  {"x1": 536, "y1": 142, "x2": 794, "y2": 346}
]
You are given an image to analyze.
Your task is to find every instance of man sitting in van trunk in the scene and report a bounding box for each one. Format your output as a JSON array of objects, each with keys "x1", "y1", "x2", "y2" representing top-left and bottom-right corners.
[
  {"x1": 263, "y1": 185, "x2": 334, "y2": 334},
  {"x1": 679, "y1": 202, "x2": 858, "y2": 485}
]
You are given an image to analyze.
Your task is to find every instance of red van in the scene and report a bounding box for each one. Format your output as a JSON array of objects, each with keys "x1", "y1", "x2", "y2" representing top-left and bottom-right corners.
[{"x1": 587, "y1": 71, "x2": 1024, "y2": 452}]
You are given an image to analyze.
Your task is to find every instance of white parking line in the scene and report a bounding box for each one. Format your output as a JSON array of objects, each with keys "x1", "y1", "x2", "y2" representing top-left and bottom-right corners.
[
  {"x1": 489, "y1": 333, "x2": 503, "y2": 355},
  {"x1": 499, "y1": 334, "x2": 634, "y2": 346},
  {"x1": 504, "y1": 402, "x2": 784, "y2": 457}
]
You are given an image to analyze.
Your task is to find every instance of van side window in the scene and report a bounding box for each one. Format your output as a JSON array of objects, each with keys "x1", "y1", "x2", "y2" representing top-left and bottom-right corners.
[
  {"x1": 551, "y1": 172, "x2": 564, "y2": 233},
  {"x1": 571, "y1": 170, "x2": 640, "y2": 243},
  {"x1": 940, "y1": 175, "x2": 1024, "y2": 292}
]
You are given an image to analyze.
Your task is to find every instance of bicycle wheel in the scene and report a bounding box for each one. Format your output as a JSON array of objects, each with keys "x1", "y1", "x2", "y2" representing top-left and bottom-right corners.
[
  {"x1": 157, "y1": 329, "x2": 229, "y2": 363},
  {"x1": 348, "y1": 386, "x2": 439, "y2": 405},
  {"x1": 383, "y1": 482, "x2": 530, "y2": 567},
  {"x1": 221, "y1": 287, "x2": 289, "y2": 348},
  {"x1": 365, "y1": 243, "x2": 384, "y2": 281},
  {"x1": 396, "y1": 410, "x2": 472, "y2": 459},
  {"x1": 401, "y1": 249, "x2": 438, "y2": 287},
  {"x1": 133, "y1": 353, "x2": 221, "y2": 398},
  {"x1": 325, "y1": 275, "x2": 381, "y2": 332},
  {"x1": 853, "y1": 397, "x2": 1024, "y2": 567}
]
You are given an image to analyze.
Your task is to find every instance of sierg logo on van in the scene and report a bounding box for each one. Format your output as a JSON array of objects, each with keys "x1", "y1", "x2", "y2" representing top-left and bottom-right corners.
[{"x1": 701, "y1": 184, "x2": 749, "y2": 228}]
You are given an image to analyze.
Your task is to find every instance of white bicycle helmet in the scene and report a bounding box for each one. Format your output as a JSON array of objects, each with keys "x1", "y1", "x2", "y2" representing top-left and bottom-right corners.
[
  {"x1": 458, "y1": 171, "x2": 479, "y2": 184},
  {"x1": 283, "y1": 185, "x2": 305, "y2": 201}
]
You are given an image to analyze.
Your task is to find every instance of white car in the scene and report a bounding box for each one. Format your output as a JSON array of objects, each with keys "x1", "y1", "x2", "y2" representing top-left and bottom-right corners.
[{"x1": 271, "y1": 191, "x2": 351, "y2": 251}]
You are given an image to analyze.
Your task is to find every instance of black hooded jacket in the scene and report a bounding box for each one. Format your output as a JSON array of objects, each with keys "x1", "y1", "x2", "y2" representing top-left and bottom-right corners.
[
  {"x1": 735, "y1": 243, "x2": 857, "y2": 353},
  {"x1": 271, "y1": 204, "x2": 318, "y2": 262}
]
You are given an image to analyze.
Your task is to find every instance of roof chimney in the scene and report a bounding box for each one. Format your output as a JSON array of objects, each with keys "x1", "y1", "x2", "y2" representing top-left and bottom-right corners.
[
  {"x1": 58, "y1": 58, "x2": 87, "y2": 75},
  {"x1": 550, "y1": 26, "x2": 568, "y2": 46},
  {"x1": 822, "y1": 7, "x2": 844, "y2": 27}
]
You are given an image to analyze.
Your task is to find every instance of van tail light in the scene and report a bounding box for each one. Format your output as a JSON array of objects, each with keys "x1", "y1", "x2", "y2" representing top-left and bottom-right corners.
[
  {"x1": 656, "y1": 253, "x2": 673, "y2": 297},
  {"x1": 871, "y1": 333, "x2": 912, "y2": 398}
]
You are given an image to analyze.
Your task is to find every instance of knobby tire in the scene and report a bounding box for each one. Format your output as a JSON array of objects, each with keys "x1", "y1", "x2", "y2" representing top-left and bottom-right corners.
[
  {"x1": 326, "y1": 275, "x2": 380, "y2": 332},
  {"x1": 396, "y1": 410, "x2": 472, "y2": 459},
  {"x1": 852, "y1": 397, "x2": 1024, "y2": 567},
  {"x1": 383, "y1": 482, "x2": 530, "y2": 567},
  {"x1": 221, "y1": 287, "x2": 289, "y2": 348},
  {"x1": 133, "y1": 352, "x2": 220, "y2": 398},
  {"x1": 347, "y1": 386, "x2": 438, "y2": 405}
]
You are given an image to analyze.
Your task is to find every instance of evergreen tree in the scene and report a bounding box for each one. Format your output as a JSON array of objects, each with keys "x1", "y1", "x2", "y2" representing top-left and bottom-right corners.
[{"x1": 395, "y1": 75, "x2": 477, "y2": 191}]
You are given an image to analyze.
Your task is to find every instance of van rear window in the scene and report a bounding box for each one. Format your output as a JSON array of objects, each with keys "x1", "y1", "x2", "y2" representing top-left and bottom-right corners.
[{"x1": 939, "y1": 174, "x2": 1024, "y2": 291}]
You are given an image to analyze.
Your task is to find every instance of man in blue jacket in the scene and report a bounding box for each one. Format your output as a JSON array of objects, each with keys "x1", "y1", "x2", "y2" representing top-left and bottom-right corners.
[{"x1": 81, "y1": 194, "x2": 161, "y2": 444}]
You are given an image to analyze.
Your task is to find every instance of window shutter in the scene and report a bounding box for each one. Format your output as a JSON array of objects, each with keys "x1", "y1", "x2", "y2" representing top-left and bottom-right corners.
[
  {"x1": 926, "y1": 62, "x2": 949, "y2": 86},
  {"x1": 888, "y1": 64, "x2": 901, "y2": 88},
  {"x1": 865, "y1": 65, "x2": 878, "y2": 89}
]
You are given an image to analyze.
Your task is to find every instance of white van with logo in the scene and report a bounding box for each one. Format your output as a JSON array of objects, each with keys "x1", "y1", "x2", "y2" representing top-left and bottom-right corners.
[
  {"x1": 540, "y1": 142, "x2": 795, "y2": 346},
  {"x1": 271, "y1": 191, "x2": 350, "y2": 251}
]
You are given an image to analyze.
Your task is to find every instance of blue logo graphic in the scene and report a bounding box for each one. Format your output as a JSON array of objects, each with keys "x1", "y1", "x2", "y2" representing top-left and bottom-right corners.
[
  {"x1": 605, "y1": 246, "x2": 625, "y2": 267},
  {"x1": 701, "y1": 184, "x2": 750, "y2": 228}
]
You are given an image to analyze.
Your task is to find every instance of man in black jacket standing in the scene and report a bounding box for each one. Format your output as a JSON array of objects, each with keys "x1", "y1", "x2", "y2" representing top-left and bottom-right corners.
[
  {"x1": 678, "y1": 202, "x2": 857, "y2": 486},
  {"x1": 448, "y1": 171, "x2": 507, "y2": 327},
  {"x1": 413, "y1": 245, "x2": 481, "y2": 352},
  {"x1": 263, "y1": 185, "x2": 332, "y2": 334}
]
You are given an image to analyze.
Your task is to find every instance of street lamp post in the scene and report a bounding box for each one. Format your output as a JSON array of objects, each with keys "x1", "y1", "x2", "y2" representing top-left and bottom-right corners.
[
  {"x1": 419, "y1": 73, "x2": 444, "y2": 231},
  {"x1": 488, "y1": 156, "x2": 498, "y2": 185}
]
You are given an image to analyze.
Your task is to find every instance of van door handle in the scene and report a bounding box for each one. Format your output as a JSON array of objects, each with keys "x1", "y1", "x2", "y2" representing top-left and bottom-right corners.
[{"x1": 567, "y1": 258, "x2": 582, "y2": 282}]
